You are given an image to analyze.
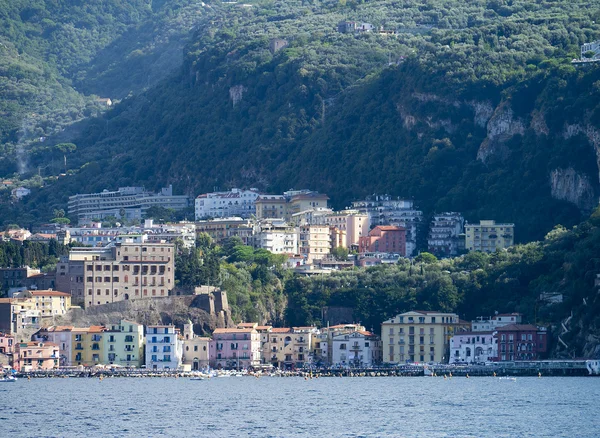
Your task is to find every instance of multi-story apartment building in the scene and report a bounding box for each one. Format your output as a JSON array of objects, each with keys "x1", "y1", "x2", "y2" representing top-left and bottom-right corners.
[
  {"x1": 449, "y1": 331, "x2": 497, "y2": 364},
  {"x1": 381, "y1": 311, "x2": 464, "y2": 364},
  {"x1": 253, "y1": 220, "x2": 298, "y2": 255},
  {"x1": 255, "y1": 195, "x2": 287, "y2": 219},
  {"x1": 358, "y1": 226, "x2": 406, "y2": 256},
  {"x1": 299, "y1": 225, "x2": 330, "y2": 264},
  {"x1": 55, "y1": 234, "x2": 175, "y2": 308},
  {"x1": 581, "y1": 40, "x2": 600, "y2": 60},
  {"x1": 181, "y1": 322, "x2": 210, "y2": 370},
  {"x1": 33, "y1": 326, "x2": 75, "y2": 366},
  {"x1": 71, "y1": 326, "x2": 106, "y2": 366},
  {"x1": 286, "y1": 191, "x2": 329, "y2": 221},
  {"x1": 195, "y1": 217, "x2": 254, "y2": 245},
  {"x1": 324, "y1": 211, "x2": 369, "y2": 248},
  {"x1": 316, "y1": 324, "x2": 366, "y2": 366},
  {"x1": 427, "y1": 212, "x2": 465, "y2": 257},
  {"x1": 465, "y1": 220, "x2": 514, "y2": 253},
  {"x1": 12, "y1": 290, "x2": 71, "y2": 318},
  {"x1": 209, "y1": 327, "x2": 261, "y2": 369},
  {"x1": 494, "y1": 324, "x2": 547, "y2": 362},
  {"x1": 471, "y1": 313, "x2": 522, "y2": 332},
  {"x1": 103, "y1": 320, "x2": 144, "y2": 368},
  {"x1": 259, "y1": 326, "x2": 317, "y2": 369},
  {"x1": 0, "y1": 298, "x2": 41, "y2": 338},
  {"x1": 68, "y1": 185, "x2": 190, "y2": 224},
  {"x1": 14, "y1": 341, "x2": 59, "y2": 371},
  {"x1": 352, "y1": 195, "x2": 423, "y2": 256},
  {"x1": 145, "y1": 325, "x2": 183, "y2": 370},
  {"x1": 331, "y1": 330, "x2": 382, "y2": 368},
  {"x1": 195, "y1": 188, "x2": 261, "y2": 220}
]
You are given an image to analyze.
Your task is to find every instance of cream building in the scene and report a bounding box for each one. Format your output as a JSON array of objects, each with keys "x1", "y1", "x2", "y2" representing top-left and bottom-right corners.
[
  {"x1": 299, "y1": 225, "x2": 330, "y2": 264},
  {"x1": 255, "y1": 195, "x2": 287, "y2": 219},
  {"x1": 259, "y1": 326, "x2": 317, "y2": 369},
  {"x1": 325, "y1": 211, "x2": 370, "y2": 248},
  {"x1": 55, "y1": 234, "x2": 175, "y2": 308},
  {"x1": 181, "y1": 322, "x2": 210, "y2": 370},
  {"x1": 381, "y1": 311, "x2": 463, "y2": 364},
  {"x1": 465, "y1": 220, "x2": 514, "y2": 253},
  {"x1": 13, "y1": 290, "x2": 71, "y2": 318}
]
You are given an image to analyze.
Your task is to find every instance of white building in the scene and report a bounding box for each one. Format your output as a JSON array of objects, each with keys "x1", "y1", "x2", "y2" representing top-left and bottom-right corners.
[
  {"x1": 253, "y1": 220, "x2": 298, "y2": 254},
  {"x1": 471, "y1": 313, "x2": 522, "y2": 332},
  {"x1": 145, "y1": 325, "x2": 183, "y2": 370},
  {"x1": 427, "y1": 212, "x2": 465, "y2": 257},
  {"x1": 331, "y1": 330, "x2": 382, "y2": 368},
  {"x1": 12, "y1": 187, "x2": 31, "y2": 199},
  {"x1": 195, "y1": 188, "x2": 261, "y2": 220},
  {"x1": 581, "y1": 40, "x2": 600, "y2": 60},
  {"x1": 68, "y1": 185, "x2": 190, "y2": 224},
  {"x1": 449, "y1": 331, "x2": 497, "y2": 364}
]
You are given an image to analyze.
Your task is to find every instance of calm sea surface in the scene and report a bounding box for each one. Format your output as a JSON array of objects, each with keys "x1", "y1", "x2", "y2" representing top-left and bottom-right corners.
[{"x1": 1, "y1": 376, "x2": 599, "y2": 437}]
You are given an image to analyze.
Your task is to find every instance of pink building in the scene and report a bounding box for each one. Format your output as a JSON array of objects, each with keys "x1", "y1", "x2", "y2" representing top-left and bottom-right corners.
[
  {"x1": 0, "y1": 333, "x2": 14, "y2": 355},
  {"x1": 14, "y1": 341, "x2": 59, "y2": 371},
  {"x1": 209, "y1": 328, "x2": 261, "y2": 369},
  {"x1": 358, "y1": 226, "x2": 406, "y2": 255}
]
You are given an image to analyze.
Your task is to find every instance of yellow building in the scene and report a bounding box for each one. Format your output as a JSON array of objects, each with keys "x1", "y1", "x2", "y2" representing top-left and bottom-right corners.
[
  {"x1": 299, "y1": 225, "x2": 330, "y2": 264},
  {"x1": 381, "y1": 311, "x2": 464, "y2": 364},
  {"x1": 71, "y1": 326, "x2": 106, "y2": 366},
  {"x1": 286, "y1": 192, "x2": 329, "y2": 221},
  {"x1": 465, "y1": 220, "x2": 514, "y2": 253}
]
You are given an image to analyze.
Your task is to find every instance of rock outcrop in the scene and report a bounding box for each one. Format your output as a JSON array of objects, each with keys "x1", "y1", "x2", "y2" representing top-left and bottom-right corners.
[
  {"x1": 477, "y1": 102, "x2": 525, "y2": 163},
  {"x1": 550, "y1": 167, "x2": 597, "y2": 212}
]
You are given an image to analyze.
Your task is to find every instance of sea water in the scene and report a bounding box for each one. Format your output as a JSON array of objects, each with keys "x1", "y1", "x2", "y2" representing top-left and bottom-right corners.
[{"x1": 1, "y1": 376, "x2": 599, "y2": 437}]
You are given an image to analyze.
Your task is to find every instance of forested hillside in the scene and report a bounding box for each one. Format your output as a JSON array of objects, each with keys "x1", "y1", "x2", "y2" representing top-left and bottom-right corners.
[
  {"x1": 0, "y1": 0, "x2": 210, "y2": 171},
  {"x1": 2, "y1": 0, "x2": 598, "y2": 244}
]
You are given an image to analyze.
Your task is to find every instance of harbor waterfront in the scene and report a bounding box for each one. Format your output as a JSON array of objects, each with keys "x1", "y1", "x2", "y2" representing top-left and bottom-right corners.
[{"x1": 2, "y1": 376, "x2": 600, "y2": 437}]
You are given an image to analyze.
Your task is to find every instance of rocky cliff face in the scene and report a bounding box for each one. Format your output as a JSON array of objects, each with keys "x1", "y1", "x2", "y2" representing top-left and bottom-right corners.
[
  {"x1": 550, "y1": 167, "x2": 597, "y2": 213},
  {"x1": 55, "y1": 296, "x2": 234, "y2": 335},
  {"x1": 477, "y1": 102, "x2": 525, "y2": 163}
]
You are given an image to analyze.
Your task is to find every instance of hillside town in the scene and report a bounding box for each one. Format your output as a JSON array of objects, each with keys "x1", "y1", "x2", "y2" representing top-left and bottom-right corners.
[{"x1": 1, "y1": 185, "x2": 586, "y2": 377}]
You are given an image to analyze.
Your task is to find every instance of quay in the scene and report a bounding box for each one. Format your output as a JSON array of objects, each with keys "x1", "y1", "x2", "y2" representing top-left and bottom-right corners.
[{"x1": 11, "y1": 359, "x2": 598, "y2": 379}]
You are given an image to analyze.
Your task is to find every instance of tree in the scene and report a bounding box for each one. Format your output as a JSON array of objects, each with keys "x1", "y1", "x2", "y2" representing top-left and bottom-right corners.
[
  {"x1": 331, "y1": 246, "x2": 349, "y2": 261},
  {"x1": 415, "y1": 252, "x2": 438, "y2": 264},
  {"x1": 55, "y1": 143, "x2": 76, "y2": 173}
]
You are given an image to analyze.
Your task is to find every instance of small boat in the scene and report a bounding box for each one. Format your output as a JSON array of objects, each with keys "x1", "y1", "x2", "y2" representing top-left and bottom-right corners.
[
  {"x1": 498, "y1": 376, "x2": 517, "y2": 381},
  {"x1": 0, "y1": 376, "x2": 17, "y2": 383},
  {"x1": 190, "y1": 376, "x2": 205, "y2": 381}
]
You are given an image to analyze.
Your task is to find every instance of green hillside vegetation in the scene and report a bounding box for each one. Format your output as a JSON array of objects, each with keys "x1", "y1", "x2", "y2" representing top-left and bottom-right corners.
[
  {"x1": 4, "y1": 0, "x2": 599, "y2": 244},
  {"x1": 0, "y1": 0, "x2": 209, "y2": 173}
]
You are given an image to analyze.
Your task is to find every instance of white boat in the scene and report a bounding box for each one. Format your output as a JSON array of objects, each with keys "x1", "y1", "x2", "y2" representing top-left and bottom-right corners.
[
  {"x1": 190, "y1": 377, "x2": 205, "y2": 381},
  {"x1": 0, "y1": 376, "x2": 17, "y2": 383},
  {"x1": 498, "y1": 377, "x2": 517, "y2": 381}
]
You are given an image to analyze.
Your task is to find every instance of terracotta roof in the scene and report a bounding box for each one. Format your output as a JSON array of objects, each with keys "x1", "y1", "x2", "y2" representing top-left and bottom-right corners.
[
  {"x1": 50, "y1": 326, "x2": 75, "y2": 332},
  {"x1": 213, "y1": 328, "x2": 254, "y2": 334},
  {"x1": 357, "y1": 330, "x2": 374, "y2": 336},
  {"x1": 255, "y1": 325, "x2": 272, "y2": 331},
  {"x1": 374, "y1": 225, "x2": 405, "y2": 231},
  {"x1": 88, "y1": 326, "x2": 106, "y2": 333},
  {"x1": 270, "y1": 328, "x2": 291, "y2": 333},
  {"x1": 30, "y1": 290, "x2": 71, "y2": 297},
  {"x1": 237, "y1": 323, "x2": 258, "y2": 328},
  {"x1": 495, "y1": 324, "x2": 539, "y2": 332}
]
